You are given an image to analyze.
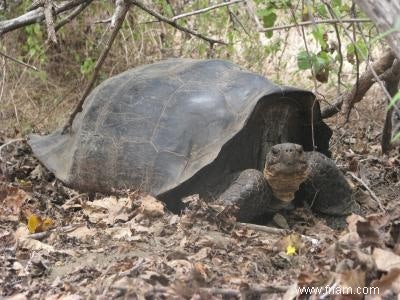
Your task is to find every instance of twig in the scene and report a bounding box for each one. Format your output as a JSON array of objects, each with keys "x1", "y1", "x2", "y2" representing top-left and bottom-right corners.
[
  {"x1": 55, "y1": 0, "x2": 93, "y2": 31},
  {"x1": 153, "y1": 285, "x2": 289, "y2": 297},
  {"x1": 0, "y1": 57, "x2": 6, "y2": 104},
  {"x1": 94, "y1": 17, "x2": 112, "y2": 25},
  {"x1": 201, "y1": 285, "x2": 289, "y2": 296},
  {"x1": 351, "y1": 2, "x2": 360, "y2": 108},
  {"x1": 325, "y1": 2, "x2": 342, "y2": 96},
  {"x1": 259, "y1": 18, "x2": 370, "y2": 32},
  {"x1": 28, "y1": 224, "x2": 84, "y2": 240},
  {"x1": 293, "y1": 1, "x2": 317, "y2": 149},
  {"x1": 171, "y1": 0, "x2": 244, "y2": 21},
  {"x1": 0, "y1": 50, "x2": 38, "y2": 71},
  {"x1": 61, "y1": 1, "x2": 129, "y2": 133},
  {"x1": 347, "y1": 172, "x2": 385, "y2": 212},
  {"x1": 129, "y1": 0, "x2": 227, "y2": 45},
  {"x1": 238, "y1": 222, "x2": 319, "y2": 245},
  {"x1": 0, "y1": 138, "x2": 26, "y2": 161},
  {"x1": 0, "y1": 0, "x2": 92, "y2": 35}
]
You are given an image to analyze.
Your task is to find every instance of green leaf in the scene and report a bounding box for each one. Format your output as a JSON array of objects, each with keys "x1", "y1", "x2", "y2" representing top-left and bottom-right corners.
[
  {"x1": 80, "y1": 57, "x2": 95, "y2": 75},
  {"x1": 311, "y1": 26, "x2": 327, "y2": 48},
  {"x1": 260, "y1": 8, "x2": 277, "y2": 38},
  {"x1": 332, "y1": 0, "x2": 342, "y2": 7},
  {"x1": 316, "y1": 4, "x2": 328, "y2": 17},
  {"x1": 347, "y1": 40, "x2": 368, "y2": 61},
  {"x1": 346, "y1": 43, "x2": 355, "y2": 55},
  {"x1": 297, "y1": 50, "x2": 314, "y2": 70}
]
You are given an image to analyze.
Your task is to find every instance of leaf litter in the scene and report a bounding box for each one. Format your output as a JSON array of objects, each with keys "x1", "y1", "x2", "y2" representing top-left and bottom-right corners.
[{"x1": 0, "y1": 129, "x2": 399, "y2": 299}]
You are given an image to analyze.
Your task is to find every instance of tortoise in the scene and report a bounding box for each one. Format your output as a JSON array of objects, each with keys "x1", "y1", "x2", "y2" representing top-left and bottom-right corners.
[{"x1": 29, "y1": 59, "x2": 355, "y2": 222}]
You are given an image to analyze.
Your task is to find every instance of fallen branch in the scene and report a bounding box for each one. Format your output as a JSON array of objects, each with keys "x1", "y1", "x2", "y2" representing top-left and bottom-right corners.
[
  {"x1": 0, "y1": 50, "x2": 39, "y2": 71},
  {"x1": 62, "y1": 0, "x2": 129, "y2": 133},
  {"x1": 153, "y1": 285, "x2": 289, "y2": 297},
  {"x1": 347, "y1": 172, "x2": 385, "y2": 212},
  {"x1": 129, "y1": 0, "x2": 227, "y2": 45},
  {"x1": 259, "y1": 18, "x2": 370, "y2": 32},
  {"x1": 201, "y1": 285, "x2": 289, "y2": 296},
  {"x1": 171, "y1": 0, "x2": 244, "y2": 21},
  {"x1": 0, "y1": 0, "x2": 92, "y2": 35},
  {"x1": 238, "y1": 222, "x2": 319, "y2": 245},
  {"x1": 28, "y1": 224, "x2": 84, "y2": 240}
]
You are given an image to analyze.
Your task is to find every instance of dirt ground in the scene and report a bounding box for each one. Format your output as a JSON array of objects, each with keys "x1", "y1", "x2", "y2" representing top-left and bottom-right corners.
[{"x1": 1, "y1": 89, "x2": 400, "y2": 299}]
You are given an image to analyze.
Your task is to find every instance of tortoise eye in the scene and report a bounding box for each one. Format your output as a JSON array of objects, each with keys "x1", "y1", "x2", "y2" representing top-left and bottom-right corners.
[
  {"x1": 271, "y1": 147, "x2": 279, "y2": 155},
  {"x1": 295, "y1": 145, "x2": 303, "y2": 153}
]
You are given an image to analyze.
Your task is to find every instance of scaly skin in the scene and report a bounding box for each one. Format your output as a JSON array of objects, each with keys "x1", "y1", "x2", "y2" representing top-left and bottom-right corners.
[{"x1": 217, "y1": 143, "x2": 355, "y2": 222}]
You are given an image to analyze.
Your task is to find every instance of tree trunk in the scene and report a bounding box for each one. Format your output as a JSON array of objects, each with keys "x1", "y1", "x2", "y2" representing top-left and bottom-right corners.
[{"x1": 355, "y1": 0, "x2": 400, "y2": 61}]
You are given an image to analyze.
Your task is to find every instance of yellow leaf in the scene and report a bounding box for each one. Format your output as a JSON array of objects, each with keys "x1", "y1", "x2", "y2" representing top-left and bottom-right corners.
[
  {"x1": 27, "y1": 214, "x2": 55, "y2": 233},
  {"x1": 42, "y1": 218, "x2": 54, "y2": 231},
  {"x1": 286, "y1": 245, "x2": 297, "y2": 256},
  {"x1": 27, "y1": 214, "x2": 42, "y2": 233}
]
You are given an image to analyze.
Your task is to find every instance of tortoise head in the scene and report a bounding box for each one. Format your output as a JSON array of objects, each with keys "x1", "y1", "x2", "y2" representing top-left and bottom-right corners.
[{"x1": 264, "y1": 143, "x2": 309, "y2": 203}]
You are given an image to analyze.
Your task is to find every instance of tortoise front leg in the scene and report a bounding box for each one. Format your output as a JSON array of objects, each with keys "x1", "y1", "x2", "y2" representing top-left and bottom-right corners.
[
  {"x1": 300, "y1": 152, "x2": 355, "y2": 216},
  {"x1": 217, "y1": 169, "x2": 290, "y2": 222}
]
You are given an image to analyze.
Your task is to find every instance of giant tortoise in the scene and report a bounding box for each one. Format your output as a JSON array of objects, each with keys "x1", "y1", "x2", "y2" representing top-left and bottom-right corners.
[{"x1": 29, "y1": 59, "x2": 354, "y2": 222}]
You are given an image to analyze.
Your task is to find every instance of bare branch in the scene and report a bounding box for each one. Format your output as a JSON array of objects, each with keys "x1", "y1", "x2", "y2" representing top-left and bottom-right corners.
[
  {"x1": 321, "y1": 50, "x2": 396, "y2": 119},
  {"x1": 55, "y1": 0, "x2": 93, "y2": 31},
  {"x1": 62, "y1": 1, "x2": 129, "y2": 133},
  {"x1": 0, "y1": 0, "x2": 91, "y2": 35},
  {"x1": 171, "y1": 0, "x2": 244, "y2": 21},
  {"x1": 44, "y1": 0, "x2": 57, "y2": 44},
  {"x1": 129, "y1": 0, "x2": 227, "y2": 45},
  {"x1": 347, "y1": 172, "x2": 385, "y2": 212},
  {"x1": 324, "y1": 2, "x2": 343, "y2": 95},
  {"x1": 0, "y1": 50, "x2": 39, "y2": 71},
  {"x1": 259, "y1": 18, "x2": 370, "y2": 32},
  {"x1": 381, "y1": 58, "x2": 400, "y2": 153}
]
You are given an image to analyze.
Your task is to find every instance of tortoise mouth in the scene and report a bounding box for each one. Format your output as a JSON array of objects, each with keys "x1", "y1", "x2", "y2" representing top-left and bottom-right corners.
[{"x1": 264, "y1": 143, "x2": 309, "y2": 203}]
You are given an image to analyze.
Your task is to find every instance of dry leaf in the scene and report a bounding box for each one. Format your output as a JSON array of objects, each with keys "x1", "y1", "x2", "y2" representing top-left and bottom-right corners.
[
  {"x1": 18, "y1": 238, "x2": 55, "y2": 252},
  {"x1": 105, "y1": 227, "x2": 132, "y2": 240},
  {"x1": 346, "y1": 214, "x2": 366, "y2": 233},
  {"x1": 0, "y1": 185, "x2": 28, "y2": 221},
  {"x1": 139, "y1": 195, "x2": 164, "y2": 218},
  {"x1": 370, "y1": 268, "x2": 400, "y2": 294},
  {"x1": 192, "y1": 262, "x2": 210, "y2": 283},
  {"x1": 83, "y1": 196, "x2": 132, "y2": 225},
  {"x1": 373, "y1": 248, "x2": 400, "y2": 272},
  {"x1": 356, "y1": 220, "x2": 383, "y2": 247},
  {"x1": 27, "y1": 214, "x2": 54, "y2": 233},
  {"x1": 298, "y1": 271, "x2": 328, "y2": 288},
  {"x1": 5, "y1": 293, "x2": 28, "y2": 300},
  {"x1": 189, "y1": 247, "x2": 210, "y2": 261},
  {"x1": 67, "y1": 225, "x2": 98, "y2": 239},
  {"x1": 334, "y1": 270, "x2": 366, "y2": 299}
]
